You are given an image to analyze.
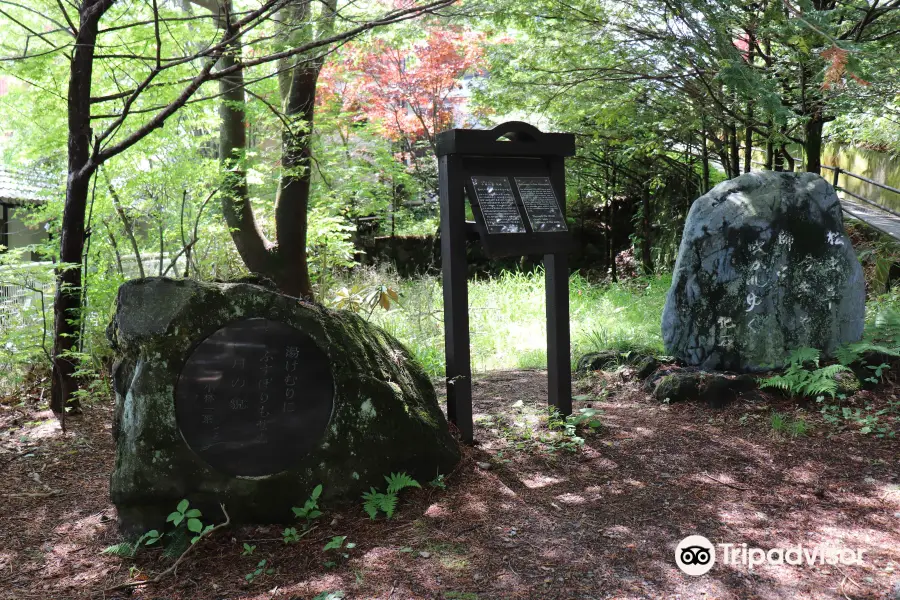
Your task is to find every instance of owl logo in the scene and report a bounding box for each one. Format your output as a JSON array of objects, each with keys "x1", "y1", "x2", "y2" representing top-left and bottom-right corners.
[{"x1": 675, "y1": 535, "x2": 716, "y2": 576}]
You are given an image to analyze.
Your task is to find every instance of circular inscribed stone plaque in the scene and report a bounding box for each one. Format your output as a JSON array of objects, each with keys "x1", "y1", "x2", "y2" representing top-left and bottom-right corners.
[{"x1": 175, "y1": 318, "x2": 334, "y2": 477}]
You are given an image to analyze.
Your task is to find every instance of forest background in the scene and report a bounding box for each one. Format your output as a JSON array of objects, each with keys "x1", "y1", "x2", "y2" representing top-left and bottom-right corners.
[{"x1": 1, "y1": 0, "x2": 899, "y2": 411}]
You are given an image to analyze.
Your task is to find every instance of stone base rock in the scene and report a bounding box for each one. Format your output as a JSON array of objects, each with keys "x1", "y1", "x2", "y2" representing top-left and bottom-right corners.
[
  {"x1": 646, "y1": 368, "x2": 756, "y2": 407},
  {"x1": 576, "y1": 351, "x2": 659, "y2": 379},
  {"x1": 107, "y1": 277, "x2": 459, "y2": 534}
]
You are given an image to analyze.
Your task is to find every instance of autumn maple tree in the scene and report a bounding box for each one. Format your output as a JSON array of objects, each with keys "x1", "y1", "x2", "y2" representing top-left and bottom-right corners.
[{"x1": 321, "y1": 27, "x2": 484, "y2": 155}]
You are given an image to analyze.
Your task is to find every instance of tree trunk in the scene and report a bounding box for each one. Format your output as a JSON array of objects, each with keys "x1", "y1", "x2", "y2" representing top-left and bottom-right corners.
[
  {"x1": 743, "y1": 111, "x2": 753, "y2": 173},
  {"x1": 272, "y1": 65, "x2": 318, "y2": 298},
  {"x1": 804, "y1": 113, "x2": 824, "y2": 173},
  {"x1": 641, "y1": 186, "x2": 653, "y2": 275},
  {"x1": 743, "y1": 30, "x2": 755, "y2": 174},
  {"x1": 728, "y1": 122, "x2": 740, "y2": 177},
  {"x1": 50, "y1": 0, "x2": 113, "y2": 414},
  {"x1": 609, "y1": 166, "x2": 618, "y2": 282},
  {"x1": 215, "y1": 0, "x2": 334, "y2": 300},
  {"x1": 701, "y1": 123, "x2": 710, "y2": 193},
  {"x1": 218, "y1": 25, "x2": 274, "y2": 277}
]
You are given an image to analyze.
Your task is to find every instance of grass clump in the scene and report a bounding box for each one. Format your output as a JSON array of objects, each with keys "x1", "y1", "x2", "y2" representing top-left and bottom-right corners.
[{"x1": 334, "y1": 267, "x2": 669, "y2": 377}]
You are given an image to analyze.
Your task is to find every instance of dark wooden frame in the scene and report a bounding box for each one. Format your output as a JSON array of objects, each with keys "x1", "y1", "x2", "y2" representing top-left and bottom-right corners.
[{"x1": 436, "y1": 121, "x2": 576, "y2": 443}]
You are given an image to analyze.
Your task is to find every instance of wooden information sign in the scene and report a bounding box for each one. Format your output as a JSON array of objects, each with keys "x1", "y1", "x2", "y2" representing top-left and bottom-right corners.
[
  {"x1": 436, "y1": 122, "x2": 576, "y2": 442},
  {"x1": 175, "y1": 318, "x2": 334, "y2": 477}
]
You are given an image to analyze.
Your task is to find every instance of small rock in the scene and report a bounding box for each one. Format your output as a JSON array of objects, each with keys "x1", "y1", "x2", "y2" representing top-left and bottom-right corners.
[
  {"x1": 476, "y1": 462, "x2": 491, "y2": 470},
  {"x1": 633, "y1": 356, "x2": 659, "y2": 380},
  {"x1": 652, "y1": 372, "x2": 700, "y2": 403},
  {"x1": 418, "y1": 551, "x2": 431, "y2": 558},
  {"x1": 575, "y1": 351, "x2": 620, "y2": 373}
]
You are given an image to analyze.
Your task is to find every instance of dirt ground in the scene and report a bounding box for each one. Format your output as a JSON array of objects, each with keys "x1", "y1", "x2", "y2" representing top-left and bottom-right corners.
[{"x1": 0, "y1": 369, "x2": 898, "y2": 600}]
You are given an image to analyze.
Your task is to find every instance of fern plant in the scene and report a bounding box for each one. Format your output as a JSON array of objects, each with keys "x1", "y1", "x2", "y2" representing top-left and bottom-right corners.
[
  {"x1": 759, "y1": 348, "x2": 851, "y2": 399},
  {"x1": 834, "y1": 341, "x2": 900, "y2": 366},
  {"x1": 361, "y1": 472, "x2": 421, "y2": 520}
]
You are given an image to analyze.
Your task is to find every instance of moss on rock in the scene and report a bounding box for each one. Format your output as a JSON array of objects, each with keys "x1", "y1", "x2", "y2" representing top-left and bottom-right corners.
[{"x1": 108, "y1": 277, "x2": 459, "y2": 534}]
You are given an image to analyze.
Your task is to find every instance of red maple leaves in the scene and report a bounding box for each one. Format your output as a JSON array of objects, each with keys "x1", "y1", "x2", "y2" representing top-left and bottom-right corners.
[{"x1": 319, "y1": 28, "x2": 484, "y2": 146}]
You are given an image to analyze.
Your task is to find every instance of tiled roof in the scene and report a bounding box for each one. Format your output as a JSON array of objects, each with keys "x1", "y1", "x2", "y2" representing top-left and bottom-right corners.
[{"x1": 0, "y1": 166, "x2": 59, "y2": 207}]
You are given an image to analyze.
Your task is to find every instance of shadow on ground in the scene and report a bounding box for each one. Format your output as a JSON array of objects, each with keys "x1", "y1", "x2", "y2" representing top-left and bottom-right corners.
[{"x1": 0, "y1": 370, "x2": 898, "y2": 599}]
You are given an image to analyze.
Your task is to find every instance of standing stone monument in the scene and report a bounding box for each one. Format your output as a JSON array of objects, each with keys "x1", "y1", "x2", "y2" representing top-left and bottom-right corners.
[
  {"x1": 662, "y1": 171, "x2": 865, "y2": 371},
  {"x1": 108, "y1": 277, "x2": 459, "y2": 533}
]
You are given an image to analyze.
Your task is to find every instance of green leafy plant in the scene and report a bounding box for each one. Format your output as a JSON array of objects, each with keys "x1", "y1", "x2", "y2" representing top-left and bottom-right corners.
[
  {"x1": 165, "y1": 500, "x2": 214, "y2": 544},
  {"x1": 819, "y1": 398, "x2": 899, "y2": 437},
  {"x1": 545, "y1": 406, "x2": 603, "y2": 452},
  {"x1": 292, "y1": 484, "x2": 324, "y2": 525},
  {"x1": 283, "y1": 527, "x2": 300, "y2": 544},
  {"x1": 331, "y1": 284, "x2": 399, "y2": 317},
  {"x1": 241, "y1": 543, "x2": 256, "y2": 556},
  {"x1": 834, "y1": 341, "x2": 900, "y2": 367},
  {"x1": 323, "y1": 535, "x2": 356, "y2": 565},
  {"x1": 569, "y1": 407, "x2": 603, "y2": 430},
  {"x1": 245, "y1": 558, "x2": 274, "y2": 582},
  {"x1": 770, "y1": 412, "x2": 810, "y2": 437},
  {"x1": 429, "y1": 473, "x2": 447, "y2": 490},
  {"x1": 167, "y1": 499, "x2": 201, "y2": 531},
  {"x1": 865, "y1": 363, "x2": 890, "y2": 384},
  {"x1": 323, "y1": 535, "x2": 348, "y2": 552},
  {"x1": 759, "y1": 348, "x2": 851, "y2": 398},
  {"x1": 362, "y1": 472, "x2": 421, "y2": 520},
  {"x1": 101, "y1": 528, "x2": 161, "y2": 558}
]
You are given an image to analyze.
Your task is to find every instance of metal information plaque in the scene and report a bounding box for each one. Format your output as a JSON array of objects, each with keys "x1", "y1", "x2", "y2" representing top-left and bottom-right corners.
[
  {"x1": 516, "y1": 177, "x2": 568, "y2": 232},
  {"x1": 175, "y1": 318, "x2": 334, "y2": 477},
  {"x1": 470, "y1": 176, "x2": 526, "y2": 234}
]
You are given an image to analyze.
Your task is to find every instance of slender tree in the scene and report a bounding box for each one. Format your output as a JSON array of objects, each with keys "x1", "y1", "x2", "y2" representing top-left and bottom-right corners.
[{"x1": 0, "y1": 0, "x2": 455, "y2": 413}]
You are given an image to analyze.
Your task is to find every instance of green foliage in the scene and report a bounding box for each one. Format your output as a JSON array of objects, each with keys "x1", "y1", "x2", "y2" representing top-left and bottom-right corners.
[
  {"x1": 241, "y1": 543, "x2": 256, "y2": 556},
  {"x1": 244, "y1": 558, "x2": 274, "y2": 582},
  {"x1": 385, "y1": 472, "x2": 421, "y2": 495},
  {"x1": 330, "y1": 284, "x2": 400, "y2": 316},
  {"x1": 102, "y1": 498, "x2": 216, "y2": 559},
  {"x1": 323, "y1": 536, "x2": 348, "y2": 552},
  {"x1": 769, "y1": 412, "x2": 810, "y2": 437},
  {"x1": 167, "y1": 499, "x2": 200, "y2": 530},
  {"x1": 355, "y1": 269, "x2": 670, "y2": 378},
  {"x1": 429, "y1": 473, "x2": 447, "y2": 490},
  {"x1": 545, "y1": 407, "x2": 603, "y2": 452},
  {"x1": 361, "y1": 472, "x2": 421, "y2": 520},
  {"x1": 322, "y1": 534, "x2": 356, "y2": 565},
  {"x1": 292, "y1": 484, "x2": 324, "y2": 524},
  {"x1": 283, "y1": 527, "x2": 301, "y2": 544},
  {"x1": 101, "y1": 528, "x2": 161, "y2": 558},
  {"x1": 759, "y1": 348, "x2": 851, "y2": 398},
  {"x1": 819, "y1": 398, "x2": 899, "y2": 438},
  {"x1": 286, "y1": 485, "x2": 325, "y2": 543}
]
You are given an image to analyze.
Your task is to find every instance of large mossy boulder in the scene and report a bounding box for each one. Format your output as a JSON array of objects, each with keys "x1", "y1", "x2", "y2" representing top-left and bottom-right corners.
[
  {"x1": 662, "y1": 172, "x2": 865, "y2": 372},
  {"x1": 107, "y1": 277, "x2": 459, "y2": 534}
]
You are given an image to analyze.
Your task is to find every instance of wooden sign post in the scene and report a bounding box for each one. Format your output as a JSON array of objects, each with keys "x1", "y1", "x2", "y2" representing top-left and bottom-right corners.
[{"x1": 435, "y1": 121, "x2": 576, "y2": 443}]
